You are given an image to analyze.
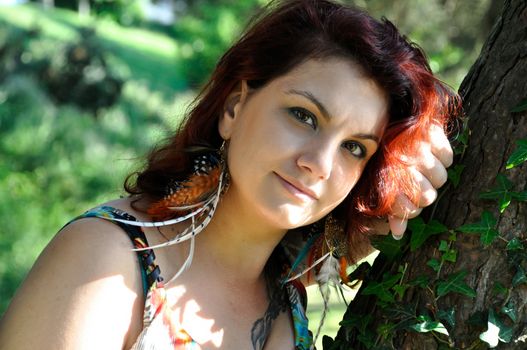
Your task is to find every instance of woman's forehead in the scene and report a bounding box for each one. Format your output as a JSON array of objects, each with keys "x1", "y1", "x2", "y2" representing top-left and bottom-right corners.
[{"x1": 270, "y1": 58, "x2": 388, "y2": 125}]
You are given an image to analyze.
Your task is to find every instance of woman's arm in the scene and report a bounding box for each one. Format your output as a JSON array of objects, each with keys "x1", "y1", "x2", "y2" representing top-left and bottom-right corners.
[{"x1": 0, "y1": 218, "x2": 144, "y2": 350}]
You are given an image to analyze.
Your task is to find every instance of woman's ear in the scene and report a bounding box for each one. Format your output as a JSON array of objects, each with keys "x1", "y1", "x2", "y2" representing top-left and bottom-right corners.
[{"x1": 219, "y1": 81, "x2": 249, "y2": 140}]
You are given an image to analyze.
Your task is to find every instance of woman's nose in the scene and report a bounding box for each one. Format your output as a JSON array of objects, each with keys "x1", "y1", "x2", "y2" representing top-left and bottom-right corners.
[{"x1": 296, "y1": 141, "x2": 335, "y2": 180}]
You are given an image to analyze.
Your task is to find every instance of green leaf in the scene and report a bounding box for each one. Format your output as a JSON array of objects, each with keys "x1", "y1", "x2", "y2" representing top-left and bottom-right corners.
[
  {"x1": 436, "y1": 270, "x2": 476, "y2": 298},
  {"x1": 362, "y1": 273, "x2": 402, "y2": 302},
  {"x1": 409, "y1": 275, "x2": 429, "y2": 288},
  {"x1": 393, "y1": 284, "x2": 409, "y2": 299},
  {"x1": 442, "y1": 249, "x2": 457, "y2": 263},
  {"x1": 339, "y1": 313, "x2": 373, "y2": 335},
  {"x1": 409, "y1": 315, "x2": 449, "y2": 336},
  {"x1": 506, "y1": 139, "x2": 527, "y2": 169},
  {"x1": 512, "y1": 266, "x2": 527, "y2": 287},
  {"x1": 437, "y1": 307, "x2": 456, "y2": 328},
  {"x1": 371, "y1": 234, "x2": 404, "y2": 261},
  {"x1": 409, "y1": 218, "x2": 447, "y2": 251},
  {"x1": 511, "y1": 191, "x2": 527, "y2": 201},
  {"x1": 501, "y1": 302, "x2": 517, "y2": 323},
  {"x1": 479, "y1": 174, "x2": 513, "y2": 213},
  {"x1": 511, "y1": 98, "x2": 527, "y2": 113},
  {"x1": 427, "y1": 258, "x2": 441, "y2": 272},
  {"x1": 493, "y1": 282, "x2": 508, "y2": 296},
  {"x1": 447, "y1": 164, "x2": 465, "y2": 188},
  {"x1": 377, "y1": 322, "x2": 397, "y2": 338},
  {"x1": 457, "y1": 211, "x2": 499, "y2": 245},
  {"x1": 506, "y1": 238, "x2": 524, "y2": 250},
  {"x1": 479, "y1": 309, "x2": 513, "y2": 347},
  {"x1": 438, "y1": 240, "x2": 449, "y2": 252}
]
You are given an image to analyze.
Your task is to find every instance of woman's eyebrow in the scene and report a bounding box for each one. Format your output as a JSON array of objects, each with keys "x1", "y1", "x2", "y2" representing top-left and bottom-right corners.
[
  {"x1": 285, "y1": 89, "x2": 331, "y2": 120},
  {"x1": 352, "y1": 133, "x2": 380, "y2": 143},
  {"x1": 286, "y1": 89, "x2": 381, "y2": 143}
]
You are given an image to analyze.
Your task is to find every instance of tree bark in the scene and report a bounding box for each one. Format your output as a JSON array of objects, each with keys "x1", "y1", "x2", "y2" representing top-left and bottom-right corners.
[{"x1": 332, "y1": 0, "x2": 527, "y2": 349}]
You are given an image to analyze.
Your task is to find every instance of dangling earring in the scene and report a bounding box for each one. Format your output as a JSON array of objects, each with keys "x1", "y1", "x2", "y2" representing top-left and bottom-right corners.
[
  {"x1": 100, "y1": 141, "x2": 229, "y2": 251},
  {"x1": 313, "y1": 214, "x2": 348, "y2": 345},
  {"x1": 148, "y1": 142, "x2": 229, "y2": 219}
]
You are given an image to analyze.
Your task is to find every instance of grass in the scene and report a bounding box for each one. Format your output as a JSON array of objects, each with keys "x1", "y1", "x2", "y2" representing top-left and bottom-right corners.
[{"x1": 0, "y1": 4, "x2": 186, "y2": 93}]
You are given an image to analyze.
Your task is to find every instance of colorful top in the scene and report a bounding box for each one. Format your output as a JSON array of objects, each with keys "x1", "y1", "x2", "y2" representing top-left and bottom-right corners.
[{"x1": 71, "y1": 206, "x2": 313, "y2": 349}]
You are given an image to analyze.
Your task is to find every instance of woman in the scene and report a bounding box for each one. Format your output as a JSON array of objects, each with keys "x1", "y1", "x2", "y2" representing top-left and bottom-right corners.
[{"x1": 0, "y1": 0, "x2": 459, "y2": 349}]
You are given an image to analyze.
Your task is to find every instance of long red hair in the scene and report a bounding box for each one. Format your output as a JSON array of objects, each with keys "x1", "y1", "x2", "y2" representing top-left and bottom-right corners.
[{"x1": 125, "y1": 0, "x2": 460, "y2": 262}]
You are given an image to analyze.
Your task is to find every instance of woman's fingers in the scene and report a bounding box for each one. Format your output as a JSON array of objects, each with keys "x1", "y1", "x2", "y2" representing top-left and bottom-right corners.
[
  {"x1": 429, "y1": 123, "x2": 454, "y2": 168},
  {"x1": 389, "y1": 216, "x2": 408, "y2": 239},
  {"x1": 384, "y1": 125, "x2": 453, "y2": 239}
]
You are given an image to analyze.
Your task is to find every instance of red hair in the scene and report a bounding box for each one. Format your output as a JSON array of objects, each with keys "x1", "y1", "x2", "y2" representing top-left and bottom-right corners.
[{"x1": 125, "y1": 0, "x2": 460, "y2": 262}]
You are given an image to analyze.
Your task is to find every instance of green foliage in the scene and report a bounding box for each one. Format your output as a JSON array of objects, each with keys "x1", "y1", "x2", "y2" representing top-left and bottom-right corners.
[
  {"x1": 333, "y1": 111, "x2": 526, "y2": 348},
  {"x1": 436, "y1": 270, "x2": 476, "y2": 298},
  {"x1": 457, "y1": 211, "x2": 499, "y2": 245},
  {"x1": 479, "y1": 309, "x2": 513, "y2": 347},
  {"x1": 0, "y1": 7, "x2": 194, "y2": 314},
  {"x1": 361, "y1": 272, "x2": 402, "y2": 302},
  {"x1": 171, "y1": 0, "x2": 262, "y2": 87},
  {"x1": 408, "y1": 217, "x2": 447, "y2": 251},
  {"x1": 506, "y1": 139, "x2": 527, "y2": 169},
  {"x1": 510, "y1": 98, "x2": 527, "y2": 113},
  {"x1": 409, "y1": 315, "x2": 449, "y2": 336},
  {"x1": 447, "y1": 164, "x2": 465, "y2": 188},
  {"x1": 371, "y1": 234, "x2": 405, "y2": 261}
]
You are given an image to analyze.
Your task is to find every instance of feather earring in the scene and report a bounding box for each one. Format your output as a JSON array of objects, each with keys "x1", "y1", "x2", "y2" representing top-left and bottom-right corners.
[
  {"x1": 313, "y1": 214, "x2": 349, "y2": 347},
  {"x1": 94, "y1": 143, "x2": 229, "y2": 264}
]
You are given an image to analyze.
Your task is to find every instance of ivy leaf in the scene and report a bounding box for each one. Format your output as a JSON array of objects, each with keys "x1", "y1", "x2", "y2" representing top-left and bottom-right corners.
[
  {"x1": 511, "y1": 191, "x2": 527, "y2": 201},
  {"x1": 437, "y1": 308, "x2": 456, "y2": 328},
  {"x1": 479, "y1": 174, "x2": 513, "y2": 213},
  {"x1": 436, "y1": 270, "x2": 476, "y2": 298},
  {"x1": 393, "y1": 284, "x2": 409, "y2": 299},
  {"x1": 512, "y1": 266, "x2": 527, "y2": 287},
  {"x1": 447, "y1": 164, "x2": 465, "y2": 188},
  {"x1": 427, "y1": 258, "x2": 441, "y2": 272},
  {"x1": 438, "y1": 240, "x2": 449, "y2": 252},
  {"x1": 442, "y1": 249, "x2": 457, "y2": 263},
  {"x1": 479, "y1": 309, "x2": 512, "y2": 348},
  {"x1": 408, "y1": 218, "x2": 447, "y2": 251},
  {"x1": 362, "y1": 273, "x2": 402, "y2": 302},
  {"x1": 457, "y1": 211, "x2": 499, "y2": 245},
  {"x1": 408, "y1": 275, "x2": 429, "y2": 288},
  {"x1": 511, "y1": 98, "x2": 527, "y2": 113},
  {"x1": 501, "y1": 302, "x2": 517, "y2": 323},
  {"x1": 339, "y1": 313, "x2": 373, "y2": 334},
  {"x1": 492, "y1": 282, "x2": 508, "y2": 296},
  {"x1": 453, "y1": 119, "x2": 470, "y2": 155},
  {"x1": 409, "y1": 315, "x2": 449, "y2": 336},
  {"x1": 506, "y1": 238, "x2": 524, "y2": 250},
  {"x1": 506, "y1": 139, "x2": 527, "y2": 169},
  {"x1": 371, "y1": 234, "x2": 404, "y2": 261}
]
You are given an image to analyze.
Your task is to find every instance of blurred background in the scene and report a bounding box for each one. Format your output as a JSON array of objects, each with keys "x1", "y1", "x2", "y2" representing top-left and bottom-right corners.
[{"x1": 0, "y1": 0, "x2": 501, "y2": 345}]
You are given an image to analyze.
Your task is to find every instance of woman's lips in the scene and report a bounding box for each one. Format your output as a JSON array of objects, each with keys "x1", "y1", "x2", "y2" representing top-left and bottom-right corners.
[{"x1": 274, "y1": 172, "x2": 318, "y2": 202}]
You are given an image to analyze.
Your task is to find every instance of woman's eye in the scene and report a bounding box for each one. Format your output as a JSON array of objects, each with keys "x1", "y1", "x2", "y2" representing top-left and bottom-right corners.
[
  {"x1": 343, "y1": 141, "x2": 366, "y2": 158},
  {"x1": 288, "y1": 107, "x2": 317, "y2": 129}
]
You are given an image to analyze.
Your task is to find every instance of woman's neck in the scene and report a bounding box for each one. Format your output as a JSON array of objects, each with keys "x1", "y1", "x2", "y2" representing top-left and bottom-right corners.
[{"x1": 190, "y1": 191, "x2": 288, "y2": 286}]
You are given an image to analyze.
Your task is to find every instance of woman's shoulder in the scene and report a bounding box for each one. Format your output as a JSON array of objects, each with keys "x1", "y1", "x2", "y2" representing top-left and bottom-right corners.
[{"x1": 0, "y1": 197, "x2": 145, "y2": 349}]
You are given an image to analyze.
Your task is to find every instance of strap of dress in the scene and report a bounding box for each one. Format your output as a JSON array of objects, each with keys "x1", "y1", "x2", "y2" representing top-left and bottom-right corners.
[{"x1": 65, "y1": 205, "x2": 163, "y2": 296}]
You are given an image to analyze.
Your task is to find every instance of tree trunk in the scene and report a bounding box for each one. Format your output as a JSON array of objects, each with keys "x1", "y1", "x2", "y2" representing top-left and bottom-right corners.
[{"x1": 331, "y1": 0, "x2": 527, "y2": 349}]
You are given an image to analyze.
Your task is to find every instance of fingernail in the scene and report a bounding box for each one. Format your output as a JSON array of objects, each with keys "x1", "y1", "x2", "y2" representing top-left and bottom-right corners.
[{"x1": 392, "y1": 233, "x2": 404, "y2": 240}]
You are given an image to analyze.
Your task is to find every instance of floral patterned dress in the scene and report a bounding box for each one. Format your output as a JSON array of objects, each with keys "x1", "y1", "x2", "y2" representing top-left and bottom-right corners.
[{"x1": 71, "y1": 206, "x2": 313, "y2": 349}]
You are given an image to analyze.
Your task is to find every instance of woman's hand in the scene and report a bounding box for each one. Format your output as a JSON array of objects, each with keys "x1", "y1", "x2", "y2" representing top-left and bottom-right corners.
[{"x1": 378, "y1": 124, "x2": 454, "y2": 239}]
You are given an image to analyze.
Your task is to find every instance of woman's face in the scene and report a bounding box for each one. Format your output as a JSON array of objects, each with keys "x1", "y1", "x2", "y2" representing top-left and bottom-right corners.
[{"x1": 219, "y1": 58, "x2": 388, "y2": 229}]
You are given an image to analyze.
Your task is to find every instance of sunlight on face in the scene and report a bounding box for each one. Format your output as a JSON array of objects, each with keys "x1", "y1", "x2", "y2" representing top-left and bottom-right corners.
[{"x1": 220, "y1": 57, "x2": 388, "y2": 230}]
